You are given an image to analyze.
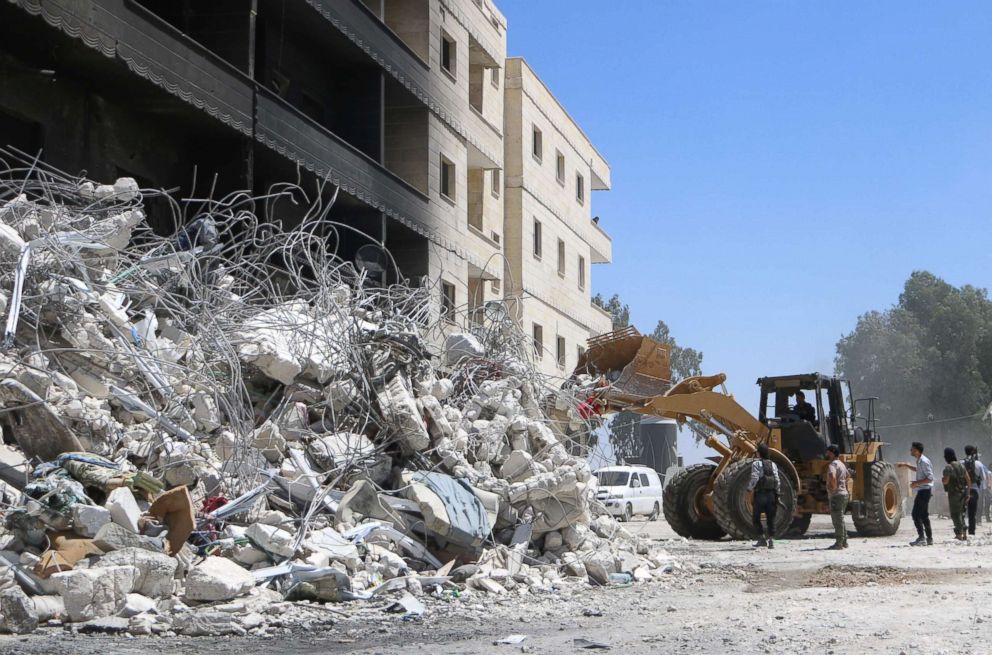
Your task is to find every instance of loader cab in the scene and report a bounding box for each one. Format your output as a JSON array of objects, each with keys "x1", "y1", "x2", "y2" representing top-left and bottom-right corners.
[{"x1": 757, "y1": 374, "x2": 858, "y2": 463}]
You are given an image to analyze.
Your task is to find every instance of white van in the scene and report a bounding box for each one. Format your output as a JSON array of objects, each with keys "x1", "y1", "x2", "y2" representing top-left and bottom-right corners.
[{"x1": 594, "y1": 465, "x2": 664, "y2": 522}]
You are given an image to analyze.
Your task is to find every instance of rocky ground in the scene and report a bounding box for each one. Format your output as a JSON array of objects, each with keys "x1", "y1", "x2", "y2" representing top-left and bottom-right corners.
[{"x1": 3, "y1": 513, "x2": 991, "y2": 655}]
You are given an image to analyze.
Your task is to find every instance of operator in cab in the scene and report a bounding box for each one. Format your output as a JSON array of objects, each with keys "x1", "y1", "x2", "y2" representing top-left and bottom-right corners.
[{"x1": 793, "y1": 391, "x2": 817, "y2": 425}]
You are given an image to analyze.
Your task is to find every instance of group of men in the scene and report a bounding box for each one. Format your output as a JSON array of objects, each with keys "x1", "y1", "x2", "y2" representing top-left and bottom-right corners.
[
  {"x1": 745, "y1": 435, "x2": 989, "y2": 549},
  {"x1": 907, "y1": 441, "x2": 988, "y2": 545}
]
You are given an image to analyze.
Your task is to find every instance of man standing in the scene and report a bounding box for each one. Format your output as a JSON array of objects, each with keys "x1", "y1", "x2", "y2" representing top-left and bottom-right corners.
[
  {"x1": 962, "y1": 445, "x2": 987, "y2": 535},
  {"x1": 825, "y1": 445, "x2": 849, "y2": 550},
  {"x1": 747, "y1": 443, "x2": 780, "y2": 549},
  {"x1": 907, "y1": 442, "x2": 934, "y2": 546},
  {"x1": 942, "y1": 447, "x2": 971, "y2": 541}
]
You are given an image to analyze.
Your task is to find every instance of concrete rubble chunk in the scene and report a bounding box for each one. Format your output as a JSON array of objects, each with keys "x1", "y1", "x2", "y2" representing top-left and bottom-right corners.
[
  {"x1": 92, "y1": 548, "x2": 178, "y2": 598},
  {"x1": 0, "y1": 587, "x2": 38, "y2": 634},
  {"x1": 122, "y1": 593, "x2": 157, "y2": 617},
  {"x1": 71, "y1": 503, "x2": 112, "y2": 538},
  {"x1": 185, "y1": 556, "x2": 255, "y2": 602},
  {"x1": 51, "y1": 565, "x2": 138, "y2": 622},
  {"x1": 106, "y1": 487, "x2": 141, "y2": 533},
  {"x1": 93, "y1": 522, "x2": 164, "y2": 553},
  {"x1": 245, "y1": 523, "x2": 296, "y2": 559}
]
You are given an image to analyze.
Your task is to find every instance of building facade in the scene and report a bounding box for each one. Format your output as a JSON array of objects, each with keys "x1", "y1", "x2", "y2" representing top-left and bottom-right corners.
[{"x1": 503, "y1": 58, "x2": 613, "y2": 379}]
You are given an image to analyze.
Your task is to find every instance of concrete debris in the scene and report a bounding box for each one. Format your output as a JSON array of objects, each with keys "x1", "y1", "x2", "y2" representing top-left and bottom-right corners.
[
  {"x1": 0, "y1": 159, "x2": 679, "y2": 636},
  {"x1": 51, "y1": 565, "x2": 138, "y2": 622},
  {"x1": 184, "y1": 556, "x2": 255, "y2": 602}
]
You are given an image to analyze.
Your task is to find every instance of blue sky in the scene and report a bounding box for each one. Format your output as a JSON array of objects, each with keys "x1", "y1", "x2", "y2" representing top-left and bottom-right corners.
[{"x1": 500, "y1": 2, "x2": 992, "y2": 457}]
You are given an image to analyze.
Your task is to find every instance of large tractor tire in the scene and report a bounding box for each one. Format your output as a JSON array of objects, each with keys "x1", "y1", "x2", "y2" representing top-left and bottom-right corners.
[
  {"x1": 663, "y1": 464, "x2": 726, "y2": 540},
  {"x1": 712, "y1": 458, "x2": 796, "y2": 540},
  {"x1": 853, "y1": 461, "x2": 902, "y2": 536}
]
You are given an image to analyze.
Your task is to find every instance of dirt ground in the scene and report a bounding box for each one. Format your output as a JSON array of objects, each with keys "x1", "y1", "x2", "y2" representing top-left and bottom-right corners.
[{"x1": 4, "y1": 513, "x2": 992, "y2": 655}]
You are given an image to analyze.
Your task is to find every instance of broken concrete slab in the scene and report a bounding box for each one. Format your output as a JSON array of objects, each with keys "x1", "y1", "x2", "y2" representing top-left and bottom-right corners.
[
  {"x1": 0, "y1": 380, "x2": 83, "y2": 461},
  {"x1": 92, "y1": 547, "x2": 178, "y2": 598},
  {"x1": 106, "y1": 487, "x2": 141, "y2": 533},
  {"x1": 93, "y1": 522, "x2": 165, "y2": 553},
  {"x1": 51, "y1": 565, "x2": 138, "y2": 622},
  {"x1": 0, "y1": 587, "x2": 38, "y2": 634},
  {"x1": 71, "y1": 503, "x2": 111, "y2": 538},
  {"x1": 245, "y1": 523, "x2": 296, "y2": 559},
  {"x1": 184, "y1": 556, "x2": 255, "y2": 602}
]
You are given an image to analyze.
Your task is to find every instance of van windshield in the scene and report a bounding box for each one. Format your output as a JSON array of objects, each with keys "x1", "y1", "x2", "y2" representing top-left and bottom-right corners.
[{"x1": 596, "y1": 471, "x2": 629, "y2": 486}]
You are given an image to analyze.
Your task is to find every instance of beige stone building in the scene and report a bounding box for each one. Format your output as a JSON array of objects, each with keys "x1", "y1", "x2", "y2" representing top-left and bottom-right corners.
[
  {"x1": 503, "y1": 58, "x2": 614, "y2": 379},
  {"x1": 364, "y1": 0, "x2": 509, "y2": 321}
]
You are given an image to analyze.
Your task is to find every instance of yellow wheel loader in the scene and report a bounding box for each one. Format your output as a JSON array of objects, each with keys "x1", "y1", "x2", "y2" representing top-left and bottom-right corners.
[{"x1": 575, "y1": 328, "x2": 904, "y2": 540}]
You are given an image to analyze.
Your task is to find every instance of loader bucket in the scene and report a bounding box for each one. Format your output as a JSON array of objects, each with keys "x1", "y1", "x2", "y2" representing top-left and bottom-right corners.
[{"x1": 574, "y1": 327, "x2": 671, "y2": 406}]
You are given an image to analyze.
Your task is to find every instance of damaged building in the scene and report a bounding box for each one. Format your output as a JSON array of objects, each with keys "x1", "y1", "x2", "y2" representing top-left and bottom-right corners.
[{"x1": 0, "y1": 0, "x2": 616, "y2": 366}]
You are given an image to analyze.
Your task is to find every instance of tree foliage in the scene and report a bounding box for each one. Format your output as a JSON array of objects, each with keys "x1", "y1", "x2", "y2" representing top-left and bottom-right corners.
[
  {"x1": 592, "y1": 293, "x2": 629, "y2": 330},
  {"x1": 835, "y1": 271, "x2": 992, "y2": 449},
  {"x1": 650, "y1": 320, "x2": 703, "y2": 383}
]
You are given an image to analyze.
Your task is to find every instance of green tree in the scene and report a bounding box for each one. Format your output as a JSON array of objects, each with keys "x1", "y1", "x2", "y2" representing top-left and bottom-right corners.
[
  {"x1": 650, "y1": 320, "x2": 703, "y2": 383},
  {"x1": 592, "y1": 293, "x2": 629, "y2": 330},
  {"x1": 836, "y1": 270, "x2": 992, "y2": 451}
]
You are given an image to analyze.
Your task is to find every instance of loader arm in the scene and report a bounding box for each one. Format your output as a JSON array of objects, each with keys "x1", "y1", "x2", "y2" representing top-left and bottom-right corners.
[{"x1": 629, "y1": 373, "x2": 771, "y2": 447}]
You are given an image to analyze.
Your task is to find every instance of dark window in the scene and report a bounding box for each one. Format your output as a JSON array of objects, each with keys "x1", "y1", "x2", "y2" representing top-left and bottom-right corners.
[
  {"x1": 556, "y1": 151, "x2": 565, "y2": 184},
  {"x1": 576, "y1": 173, "x2": 585, "y2": 204},
  {"x1": 532, "y1": 126, "x2": 543, "y2": 161},
  {"x1": 532, "y1": 323, "x2": 543, "y2": 358},
  {"x1": 596, "y1": 471, "x2": 629, "y2": 486},
  {"x1": 441, "y1": 281, "x2": 456, "y2": 321},
  {"x1": 533, "y1": 219, "x2": 542, "y2": 258},
  {"x1": 578, "y1": 255, "x2": 586, "y2": 289},
  {"x1": 491, "y1": 169, "x2": 500, "y2": 198},
  {"x1": 556, "y1": 335, "x2": 566, "y2": 368},
  {"x1": 440, "y1": 155, "x2": 455, "y2": 200},
  {"x1": 640, "y1": 473, "x2": 650, "y2": 486},
  {"x1": 557, "y1": 239, "x2": 565, "y2": 276},
  {"x1": 441, "y1": 32, "x2": 456, "y2": 76}
]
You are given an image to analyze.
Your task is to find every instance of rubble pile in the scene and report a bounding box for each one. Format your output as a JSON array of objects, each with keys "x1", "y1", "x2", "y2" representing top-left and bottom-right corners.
[{"x1": 0, "y1": 152, "x2": 676, "y2": 636}]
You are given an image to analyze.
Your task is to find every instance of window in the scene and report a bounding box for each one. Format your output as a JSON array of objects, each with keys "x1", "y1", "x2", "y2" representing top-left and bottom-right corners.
[
  {"x1": 556, "y1": 335, "x2": 566, "y2": 368},
  {"x1": 533, "y1": 219, "x2": 542, "y2": 259},
  {"x1": 491, "y1": 169, "x2": 500, "y2": 199},
  {"x1": 577, "y1": 345, "x2": 586, "y2": 361},
  {"x1": 578, "y1": 255, "x2": 586, "y2": 290},
  {"x1": 490, "y1": 66, "x2": 499, "y2": 88},
  {"x1": 441, "y1": 281, "x2": 456, "y2": 322},
  {"x1": 576, "y1": 173, "x2": 585, "y2": 204},
  {"x1": 491, "y1": 279, "x2": 501, "y2": 294},
  {"x1": 532, "y1": 324, "x2": 544, "y2": 358},
  {"x1": 556, "y1": 151, "x2": 565, "y2": 185},
  {"x1": 440, "y1": 154, "x2": 455, "y2": 201},
  {"x1": 639, "y1": 473, "x2": 650, "y2": 487},
  {"x1": 440, "y1": 32, "x2": 456, "y2": 77},
  {"x1": 557, "y1": 239, "x2": 565, "y2": 277},
  {"x1": 596, "y1": 471, "x2": 629, "y2": 486},
  {"x1": 532, "y1": 125, "x2": 543, "y2": 161}
]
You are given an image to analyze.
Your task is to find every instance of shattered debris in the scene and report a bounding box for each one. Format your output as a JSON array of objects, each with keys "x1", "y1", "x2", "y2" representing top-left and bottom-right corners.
[{"x1": 0, "y1": 150, "x2": 677, "y2": 636}]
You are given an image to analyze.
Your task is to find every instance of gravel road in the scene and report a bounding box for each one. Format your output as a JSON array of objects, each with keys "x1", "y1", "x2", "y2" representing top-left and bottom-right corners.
[{"x1": 3, "y1": 513, "x2": 991, "y2": 655}]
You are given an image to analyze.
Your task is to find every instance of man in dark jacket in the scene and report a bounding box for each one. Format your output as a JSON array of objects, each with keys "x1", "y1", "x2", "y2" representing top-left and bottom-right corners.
[{"x1": 942, "y1": 447, "x2": 971, "y2": 541}]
